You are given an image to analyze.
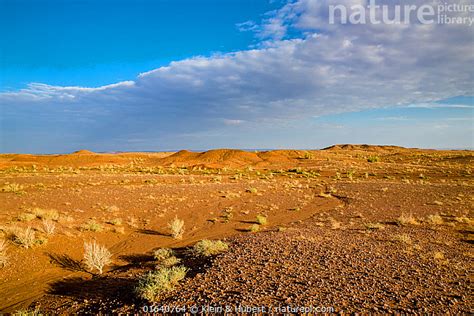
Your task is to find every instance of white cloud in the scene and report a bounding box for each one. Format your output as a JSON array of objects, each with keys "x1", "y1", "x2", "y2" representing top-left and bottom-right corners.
[
  {"x1": 406, "y1": 103, "x2": 473, "y2": 109},
  {"x1": 1, "y1": 0, "x2": 472, "y2": 151}
]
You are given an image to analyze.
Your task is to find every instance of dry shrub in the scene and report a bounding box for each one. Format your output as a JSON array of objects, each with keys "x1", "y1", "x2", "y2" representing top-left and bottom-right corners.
[{"x1": 83, "y1": 241, "x2": 112, "y2": 274}]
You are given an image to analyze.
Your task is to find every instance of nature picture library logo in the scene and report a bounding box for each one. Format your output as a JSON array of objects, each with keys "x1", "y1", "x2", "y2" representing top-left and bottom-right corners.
[{"x1": 329, "y1": 0, "x2": 474, "y2": 25}]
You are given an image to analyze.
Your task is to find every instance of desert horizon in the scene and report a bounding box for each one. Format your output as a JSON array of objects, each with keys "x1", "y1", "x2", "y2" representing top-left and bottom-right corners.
[
  {"x1": 3, "y1": 143, "x2": 474, "y2": 156},
  {"x1": 1, "y1": 0, "x2": 472, "y2": 314}
]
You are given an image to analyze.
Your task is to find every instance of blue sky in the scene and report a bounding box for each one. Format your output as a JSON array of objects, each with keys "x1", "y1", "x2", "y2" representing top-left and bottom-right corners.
[
  {"x1": 0, "y1": 0, "x2": 473, "y2": 153},
  {"x1": 0, "y1": 0, "x2": 279, "y2": 90}
]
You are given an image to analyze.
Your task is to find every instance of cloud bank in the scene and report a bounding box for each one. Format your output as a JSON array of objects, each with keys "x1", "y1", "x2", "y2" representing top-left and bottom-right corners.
[{"x1": 1, "y1": 0, "x2": 473, "y2": 152}]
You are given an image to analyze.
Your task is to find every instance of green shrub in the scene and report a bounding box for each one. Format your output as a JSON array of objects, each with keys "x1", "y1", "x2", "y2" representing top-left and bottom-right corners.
[{"x1": 135, "y1": 266, "x2": 187, "y2": 302}]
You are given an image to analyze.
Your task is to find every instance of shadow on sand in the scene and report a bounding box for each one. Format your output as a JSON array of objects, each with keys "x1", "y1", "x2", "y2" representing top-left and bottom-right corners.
[
  {"x1": 47, "y1": 253, "x2": 89, "y2": 274},
  {"x1": 40, "y1": 245, "x2": 216, "y2": 312},
  {"x1": 135, "y1": 228, "x2": 169, "y2": 236}
]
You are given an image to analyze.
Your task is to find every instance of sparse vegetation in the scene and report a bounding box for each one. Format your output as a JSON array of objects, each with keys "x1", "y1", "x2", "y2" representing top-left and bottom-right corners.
[
  {"x1": 302, "y1": 151, "x2": 314, "y2": 159},
  {"x1": 1, "y1": 183, "x2": 25, "y2": 194},
  {"x1": 1, "y1": 147, "x2": 473, "y2": 311},
  {"x1": 12, "y1": 308, "x2": 43, "y2": 316},
  {"x1": 433, "y1": 251, "x2": 445, "y2": 261},
  {"x1": 153, "y1": 248, "x2": 175, "y2": 261},
  {"x1": 318, "y1": 192, "x2": 332, "y2": 198},
  {"x1": 31, "y1": 208, "x2": 59, "y2": 221},
  {"x1": 256, "y1": 215, "x2": 267, "y2": 225},
  {"x1": 331, "y1": 220, "x2": 341, "y2": 230},
  {"x1": 153, "y1": 248, "x2": 181, "y2": 268},
  {"x1": 397, "y1": 213, "x2": 419, "y2": 226},
  {"x1": 135, "y1": 266, "x2": 187, "y2": 302},
  {"x1": 248, "y1": 224, "x2": 260, "y2": 232},
  {"x1": 160, "y1": 256, "x2": 181, "y2": 267},
  {"x1": 42, "y1": 219, "x2": 56, "y2": 235},
  {"x1": 107, "y1": 218, "x2": 123, "y2": 226},
  {"x1": 193, "y1": 239, "x2": 229, "y2": 256},
  {"x1": 168, "y1": 217, "x2": 185, "y2": 239},
  {"x1": 367, "y1": 156, "x2": 380, "y2": 163},
  {"x1": 246, "y1": 187, "x2": 258, "y2": 194},
  {"x1": 113, "y1": 226, "x2": 125, "y2": 234},
  {"x1": 12, "y1": 227, "x2": 36, "y2": 249},
  {"x1": 0, "y1": 239, "x2": 8, "y2": 268},
  {"x1": 393, "y1": 233, "x2": 412, "y2": 244},
  {"x1": 17, "y1": 213, "x2": 36, "y2": 222},
  {"x1": 365, "y1": 222, "x2": 384, "y2": 230},
  {"x1": 81, "y1": 220, "x2": 103, "y2": 232},
  {"x1": 83, "y1": 241, "x2": 112, "y2": 274},
  {"x1": 427, "y1": 214, "x2": 444, "y2": 225}
]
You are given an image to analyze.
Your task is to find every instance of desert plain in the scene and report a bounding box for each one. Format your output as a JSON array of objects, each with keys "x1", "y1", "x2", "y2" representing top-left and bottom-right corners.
[{"x1": 0, "y1": 145, "x2": 472, "y2": 313}]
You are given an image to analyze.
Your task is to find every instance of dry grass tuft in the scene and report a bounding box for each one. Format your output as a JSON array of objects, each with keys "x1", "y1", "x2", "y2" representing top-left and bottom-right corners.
[
  {"x1": 365, "y1": 222, "x2": 385, "y2": 230},
  {"x1": 42, "y1": 219, "x2": 56, "y2": 235},
  {"x1": 83, "y1": 241, "x2": 112, "y2": 274},
  {"x1": 12, "y1": 307, "x2": 42, "y2": 316},
  {"x1": 427, "y1": 214, "x2": 444, "y2": 225},
  {"x1": 81, "y1": 220, "x2": 103, "y2": 232},
  {"x1": 0, "y1": 239, "x2": 8, "y2": 268},
  {"x1": 397, "y1": 213, "x2": 419, "y2": 226},
  {"x1": 31, "y1": 208, "x2": 59, "y2": 221},
  {"x1": 393, "y1": 233, "x2": 412, "y2": 244},
  {"x1": 1, "y1": 183, "x2": 25, "y2": 194},
  {"x1": 168, "y1": 217, "x2": 185, "y2": 239},
  {"x1": 433, "y1": 251, "x2": 446, "y2": 262},
  {"x1": 12, "y1": 227, "x2": 36, "y2": 249},
  {"x1": 193, "y1": 239, "x2": 229, "y2": 257},
  {"x1": 17, "y1": 213, "x2": 36, "y2": 222},
  {"x1": 107, "y1": 218, "x2": 123, "y2": 226}
]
